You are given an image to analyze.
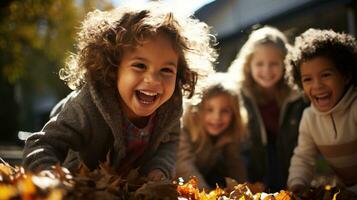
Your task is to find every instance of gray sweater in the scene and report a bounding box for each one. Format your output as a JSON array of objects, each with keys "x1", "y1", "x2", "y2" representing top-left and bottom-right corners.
[{"x1": 23, "y1": 78, "x2": 182, "y2": 179}]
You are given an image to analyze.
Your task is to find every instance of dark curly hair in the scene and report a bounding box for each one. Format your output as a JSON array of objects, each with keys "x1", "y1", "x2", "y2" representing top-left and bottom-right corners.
[
  {"x1": 59, "y1": 2, "x2": 217, "y2": 98},
  {"x1": 286, "y1": 28, "x2": 357, "y2": 90}
]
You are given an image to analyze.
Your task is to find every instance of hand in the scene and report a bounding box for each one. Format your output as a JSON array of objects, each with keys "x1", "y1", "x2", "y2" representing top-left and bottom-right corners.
[
  {"x1": 147, "y1": 169, "x2": 166, "y2": 181},
  {"x1": 289, "y1": 184, "x2": 307, "y2": 195},
  {"x1": 246, "y1": 182, "x2": 265, "y2": 194}
]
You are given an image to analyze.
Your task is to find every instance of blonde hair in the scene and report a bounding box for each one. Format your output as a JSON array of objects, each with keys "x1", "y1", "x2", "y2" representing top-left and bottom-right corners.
[
  {"x1": 228, "y1": 26, "x2": 291, "y2": 105},
  {"x1": 60, "y1": 2, "x2": 217, "y2": 98},
  {"x1": 182, "y1": 73, "x2": 247, "y2": 153}
]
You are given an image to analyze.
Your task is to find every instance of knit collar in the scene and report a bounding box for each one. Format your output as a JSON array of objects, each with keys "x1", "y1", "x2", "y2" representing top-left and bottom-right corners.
[
  {"x1": 86, "y1": 77, "x2": 183, "y2": 167},
  {"x1": 123, "y1": 112, "x2": 157, "y2": 137}
]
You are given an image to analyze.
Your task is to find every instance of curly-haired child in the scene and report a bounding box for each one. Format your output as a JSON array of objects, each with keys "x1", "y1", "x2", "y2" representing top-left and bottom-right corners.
[
  {"x1": 286, "y1": 28, "x2": 357, "y2": 193},
  {"x1": 227, "y1": 26, "x2": 308, "y2": 192},
  {"x1": 176, "y1": 72, "x2": 247, "y2": 189},
  {"x1": 22, "y1": 2, "x2": 217, "y2": 181}
]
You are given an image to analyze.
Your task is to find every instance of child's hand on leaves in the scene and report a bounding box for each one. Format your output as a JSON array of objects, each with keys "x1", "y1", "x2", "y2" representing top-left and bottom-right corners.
[
  {"x1": 147, "y1": 169, "x2": 166, "y2": 181},
  {"x1": 290, "y1": 183, "x2": 307, "y2": 195}
]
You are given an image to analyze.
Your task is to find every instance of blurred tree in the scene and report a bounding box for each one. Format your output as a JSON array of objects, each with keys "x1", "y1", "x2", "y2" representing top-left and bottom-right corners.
[{"x1": 0, "y1": 0, "x2": 113, "y2": 144}]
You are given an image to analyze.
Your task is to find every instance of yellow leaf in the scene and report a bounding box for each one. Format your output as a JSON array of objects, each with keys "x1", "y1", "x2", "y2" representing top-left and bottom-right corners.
[
  {"x1": 332, "y1": 190, "x2": 340, "y2": 200},
  {"x1": 46, "y1": 189, "x2": 64, "y2": 200},
  {"x1": 0, "y1": 184, "x2": 17, "y2": 199},
  {"x1": 0, "y1": 164, "x2": 13, "y2": 176}
]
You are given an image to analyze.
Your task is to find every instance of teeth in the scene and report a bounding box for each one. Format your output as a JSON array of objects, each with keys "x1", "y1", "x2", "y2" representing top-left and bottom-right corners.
[
  {"x1": 314, "y1": 93, "x2": 329, "y2": 99},
  {"x1": 141, "y1": 100, "x2": 152, "y2": 104},
  {"x1": 139, "y1": 90, "x2": 157, "y2": 96}
]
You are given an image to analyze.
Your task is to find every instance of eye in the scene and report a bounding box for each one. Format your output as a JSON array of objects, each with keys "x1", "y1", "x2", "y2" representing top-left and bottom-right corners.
[
  {"x1": 222, "y1": 108, "x2": 231, "y2": 114},
  {"x1": 205, "y1": 107, "x2": 214, "y2": 113},
  {"x1": 270, "y1": 61, "x2": 282, "y2": 67},
  {"x1": 161, "y1": 66, "x2": 177, "y2": 75},
  {"x1": 321, "y1": 72, "x2": 332, "y2": 78},
  {"x1": 132, "y1": 63, "x2": 146, "y2": 70},
  {"x1": 253, "y1": 61, "x2": 264, "y2": 67},
  {"x1": 301, "y1": 77, "x2": 311, "y2": 83}
]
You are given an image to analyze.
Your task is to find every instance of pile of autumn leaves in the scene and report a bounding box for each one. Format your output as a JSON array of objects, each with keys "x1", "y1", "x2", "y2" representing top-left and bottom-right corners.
[
  {"x1": 0, "y1": 162, "x2": 176, "y2": 200},
  {"x1": 176, "y1": 176, "x2": 295, "y2": 200},
  {"x1": 0, "y1": 160, "x2": 355, "y2": 200}
]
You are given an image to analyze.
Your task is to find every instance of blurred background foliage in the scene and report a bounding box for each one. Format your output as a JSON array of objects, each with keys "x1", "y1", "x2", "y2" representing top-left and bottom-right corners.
[{"x1": 0, "y1": 0, "x2": 113, "y2": 144}]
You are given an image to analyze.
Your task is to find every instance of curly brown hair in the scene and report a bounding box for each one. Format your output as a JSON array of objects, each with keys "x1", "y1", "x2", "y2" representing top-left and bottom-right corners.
[
  {"x1": 286, "y1": 28, "x2": 357, "y2": 90},
  {"x1": 59, "y1": 2, "x2": 217, "y2": 98}
]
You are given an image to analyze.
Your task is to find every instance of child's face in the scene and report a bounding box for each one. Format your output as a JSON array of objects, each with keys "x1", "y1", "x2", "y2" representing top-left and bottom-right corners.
[
  {"x1": 301, "y1": 56, "x2": 349, "y2": 112},
  {"x1": 202, "y1": 94, "x2": 233, "y2": 136},
  {"x1": 250, "y1": 44, "x2": 284, "y2": 90},
  {"x1": 117, "y1": 35, "x2": 178, "y2": 122}
]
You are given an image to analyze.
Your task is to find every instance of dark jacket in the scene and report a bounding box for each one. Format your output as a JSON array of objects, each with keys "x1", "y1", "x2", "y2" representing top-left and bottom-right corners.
[
  {"x1": 176, "y1": 128, "x2": 246, "y2": 189},
  {"x1": 23, "y1": 78, "x2": 182, "y2": 179},
  {"x1": 240, "y1": 88, "x2": 308, "y2": 191}
]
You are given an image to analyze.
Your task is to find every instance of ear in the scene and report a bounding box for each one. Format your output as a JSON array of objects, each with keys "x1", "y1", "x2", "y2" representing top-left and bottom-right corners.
[{"x1": 344, "y1": 73, "x2": 352, "y2": 86}]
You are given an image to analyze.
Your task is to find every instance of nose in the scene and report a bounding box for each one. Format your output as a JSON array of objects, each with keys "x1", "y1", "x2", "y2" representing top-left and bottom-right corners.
[
  {"x1": 262, "y1": 64, "x2": 273, "y2": 73},
  {"x1": 212, "y1": 110, "x2": 221, "y2": 121},
  {"x1": 312, "y1": 78, "x2": 323, "y2": 89},
  {"x1": 268, "y1": 62, "x2": 281, "y2": 71},
  {"x1": 144, "y1": 70, "x2": 161, "y2": 85}
]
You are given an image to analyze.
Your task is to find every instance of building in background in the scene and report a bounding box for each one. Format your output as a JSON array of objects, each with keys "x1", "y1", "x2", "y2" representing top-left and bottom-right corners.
[
  {"x1": 0, "y1": 0, "x2": 113, "y2": 164},
  {"x1": 195, "y1": 0, "x2": 357, "y2": 71}
]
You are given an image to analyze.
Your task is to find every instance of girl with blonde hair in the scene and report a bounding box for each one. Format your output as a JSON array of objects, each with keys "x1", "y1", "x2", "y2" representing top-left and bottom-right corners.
[
  {"x1": 228, "y1": 26, "x2": 308, "y2": 191},
  {"x1": 176, "y1": 72, "x2": 247, "y2": 189}
]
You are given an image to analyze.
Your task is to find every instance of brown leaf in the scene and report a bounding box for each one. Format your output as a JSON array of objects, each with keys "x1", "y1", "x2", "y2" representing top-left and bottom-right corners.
[
  {"x1": 106, "y1": 177, "x2": 124, "y2": 193},
  {"x1": 92, "y1": 190, "x2": 121, "y2": 200},
  {"x1": 99, "y1": 162, "x2": 117, "y2": 175},
  {"x1": 134, "y1": 181, "x2": 178, "y2": 200},
  {"x1": 225, "y1": 177, "x2": 238, "y2": 193},
  {"x1": 246, "y1": 182, "x2": 265, "y2": 194},
  {"x1": 77, "y1": 162, "x2": 91, "y2": 177},
  {"x1": 126, "y1": 168, "x2": 148, "y2": 191}
]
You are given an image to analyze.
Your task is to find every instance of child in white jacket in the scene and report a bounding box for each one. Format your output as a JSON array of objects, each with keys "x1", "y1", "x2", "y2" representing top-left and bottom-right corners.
[{"x1": 286, "y1": 28, "x2": 357, "y2": 194}]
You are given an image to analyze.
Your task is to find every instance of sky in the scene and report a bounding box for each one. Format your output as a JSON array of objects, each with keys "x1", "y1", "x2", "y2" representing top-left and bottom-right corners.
[{"x1": 111, "y1": 0, "x2": 215, "y2": 16}]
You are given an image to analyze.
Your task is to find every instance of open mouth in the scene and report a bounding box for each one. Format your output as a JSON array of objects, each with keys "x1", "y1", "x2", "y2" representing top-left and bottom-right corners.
[
  {"x1": 208, "y1": 123, "x2": 224, "y2": 130},
  {"x1": 135, "y1": 90, "x2": 159, "y2": 104},
  {"x1": 261, "y1": 76, "x2": 274, "y2": 81},
  {"x1": 313, "y1": 93, "x2": 332, "y2": 108}
]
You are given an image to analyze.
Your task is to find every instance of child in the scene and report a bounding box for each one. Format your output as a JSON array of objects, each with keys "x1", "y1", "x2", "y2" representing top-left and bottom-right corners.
[
  {"x1": 176, "y1": 72, "x2": 247, "y2": 189},
  {"x1": 286, "y1": 29, "x2": 357, "y2": 193},
  {"x1": 22, "y1": 2, "x2": 217, "y2": 181},
  {"x1": 227, "y1": 26, "x2": 308, "y2": 192}
]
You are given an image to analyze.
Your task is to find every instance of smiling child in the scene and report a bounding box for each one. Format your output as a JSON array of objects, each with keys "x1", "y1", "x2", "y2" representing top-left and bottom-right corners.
[
  {"x1": 286, "y1": 28, "x2": 357, "y2": 193},
  {"x1": 228, "y1": 26, "x2": 308, "y2": 192},
  {"x1": 22, "y1": 2, "x2": 217, "y2": 181},
  {"x1": 176, "y1": 73, "x2": 247, "y2": 189}
]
